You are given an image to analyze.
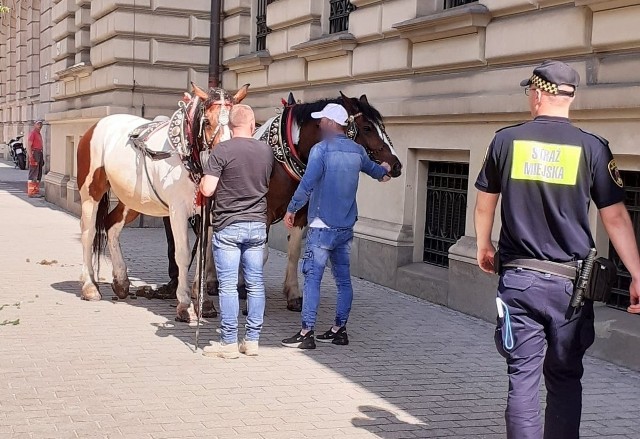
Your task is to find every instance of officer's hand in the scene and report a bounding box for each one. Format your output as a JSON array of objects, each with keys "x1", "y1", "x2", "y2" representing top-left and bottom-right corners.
[
  {"x1": 284, "y1": 212, "x2": 295, "y2": 229},
  {"x1": 477, "y1": 245, "x2": 496, "y2": 274},
  {"x1": 627, "y1": 279, "x2": 640, "y2": 314}
]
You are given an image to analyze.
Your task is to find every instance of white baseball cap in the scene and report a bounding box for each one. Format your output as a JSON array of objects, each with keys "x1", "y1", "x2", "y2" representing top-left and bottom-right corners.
[{"x1": 311, "y1": 103, "x2": 348, "y2": 126}]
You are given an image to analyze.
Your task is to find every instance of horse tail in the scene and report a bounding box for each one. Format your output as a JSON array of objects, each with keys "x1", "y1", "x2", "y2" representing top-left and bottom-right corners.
[{"x1": 92, "y1": 190, "x2": 110, "y2": 276}]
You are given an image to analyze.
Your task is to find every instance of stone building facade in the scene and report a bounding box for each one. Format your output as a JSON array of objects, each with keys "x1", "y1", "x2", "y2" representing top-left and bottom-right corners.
[
  {"x1": 1, "y1": 0, "x2": 213, "y2": 220},
  {"x1": 1, "y1": 1, "x2": 639, "y2": 361},
  {"x1": 219, "y1": 0, "x2": 640, "y2": 327}
]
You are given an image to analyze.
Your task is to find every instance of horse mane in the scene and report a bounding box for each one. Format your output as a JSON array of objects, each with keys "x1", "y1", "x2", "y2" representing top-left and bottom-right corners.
[{"x1": 291, "y1": 96, "x2": 384, "y2": 126}]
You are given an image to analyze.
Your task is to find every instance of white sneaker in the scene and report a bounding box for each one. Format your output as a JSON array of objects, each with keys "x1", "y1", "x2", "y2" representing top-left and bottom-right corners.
[
  {"x1": 239, "y1": 339, "x2": 259, "y2": 356},
  {"x1": 202, "y1": 341, "x2": 240, "y2": 359}
]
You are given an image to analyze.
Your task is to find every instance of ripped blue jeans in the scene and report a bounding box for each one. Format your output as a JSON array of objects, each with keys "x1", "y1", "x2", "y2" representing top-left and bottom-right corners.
[{"x1": 300, "y1": 227, "x2": 354, "y2": 331}]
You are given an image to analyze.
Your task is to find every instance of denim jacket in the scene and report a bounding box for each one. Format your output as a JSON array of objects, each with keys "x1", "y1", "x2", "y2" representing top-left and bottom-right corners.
[{"x1": 287, "y1": 134, "x2": 387, "y2": 228}]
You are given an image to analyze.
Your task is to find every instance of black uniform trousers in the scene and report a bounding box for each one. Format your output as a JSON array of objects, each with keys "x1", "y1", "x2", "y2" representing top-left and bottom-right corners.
[{"x1": 495, "y1": 268, "x2": 595, "y2": 439}]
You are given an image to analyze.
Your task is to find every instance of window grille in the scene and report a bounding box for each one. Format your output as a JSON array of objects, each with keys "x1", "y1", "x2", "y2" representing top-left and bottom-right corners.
[
  {"x1": 424, "y1": 162, "x2": 469, "y2": 268},
  {"x1": 329, "y1": 0, "x2": 355, "y2": 34},
  {"x1": 444, "y1": 0, "x2": 477, "y2": 9},
  {"x1": 256, "y1": 0, "x2": 275, "y2": 51}
]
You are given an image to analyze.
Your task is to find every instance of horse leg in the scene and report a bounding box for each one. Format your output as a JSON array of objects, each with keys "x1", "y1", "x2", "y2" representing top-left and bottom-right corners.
[
  {"x1": 284, "y1": 226, "x2": 304, "y2": 312},
  {"x1": 80, "y1": 197, "x2": 102, "y2": 301},
  {"x1": 106, "y1": 202, "x2": 139, "y2": 299},
  {"x1": 171, "y1": 211, "x2": 192, "y2": 323},
  {"x1": 191, "y1": 224, "x2": 218, "y2": 318}
]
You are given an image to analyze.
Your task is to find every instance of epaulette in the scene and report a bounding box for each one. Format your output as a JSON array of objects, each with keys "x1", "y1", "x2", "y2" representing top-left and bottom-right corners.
[
  {"x1": 578, "y1": 128, "x2": 609, "y2": 146},
  {"x1": 495, "y1": 121, "x2": 527, "y2": 134}
]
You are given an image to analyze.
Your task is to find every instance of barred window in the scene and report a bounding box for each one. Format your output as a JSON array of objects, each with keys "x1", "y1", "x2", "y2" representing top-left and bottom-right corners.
[
  {"x1": 424, "y1": 162, "x2": 469, "y2": 268},
  {"x1": 444, "y1": 0, "x2": 478, "y2": 9},
  {"x1": 607, "y1": 170, "x2": 640, "y2": 310},
  {"x1": 256, "y1": 0, "x2": 274, "y2": 51},
  {"x1": 329, "y1": 0, "x2": 355, "y2": 34}
]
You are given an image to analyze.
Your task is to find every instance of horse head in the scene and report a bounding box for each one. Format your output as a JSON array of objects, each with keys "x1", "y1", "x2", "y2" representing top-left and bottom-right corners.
[
  {"x1": 190, "y1": 82, "x2": 250, "y2": 149},
  {"x1": 339, "y1": 92, "x2": 403, "y2": 178}
]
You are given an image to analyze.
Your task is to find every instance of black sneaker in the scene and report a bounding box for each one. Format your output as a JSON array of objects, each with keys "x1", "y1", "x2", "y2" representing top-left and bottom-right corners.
[
  {"x1": 316, "y1": 326, "x2": 349, "y2": 346},
  {"x1": 281, "y1": 330, "x2": 316, "y2": 349}
]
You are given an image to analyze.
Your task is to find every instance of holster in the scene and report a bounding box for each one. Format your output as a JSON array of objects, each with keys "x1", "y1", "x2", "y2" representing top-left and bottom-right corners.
[{"x1": 584, "y1": 257, "x2": 617, "y2": 302}]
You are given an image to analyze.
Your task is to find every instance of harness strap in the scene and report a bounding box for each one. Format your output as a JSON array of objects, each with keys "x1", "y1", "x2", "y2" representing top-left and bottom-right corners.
[
  {"x1": 141, "y1": 152, "x2": 169, "y2": 209},
  {"x1": 503, "y1": 259, "x2": 578, "y2": 280},
  {"x1": 285, "y1": 106, "x2": 300, "y2": 161}
]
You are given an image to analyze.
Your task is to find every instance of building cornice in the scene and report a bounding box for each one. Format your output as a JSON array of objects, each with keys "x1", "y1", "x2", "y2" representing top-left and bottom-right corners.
[
  {"x1": 291, "y1": 32, "x2": 357, "y2": 61},
  {"x1": 54, "y1": 62, "x2": 93, "y2": 81},
  {"x1": 575, "y1": 0, "x2": 640, "y2": 11},
  {"x1": 224, "y1": 51, "x2": 273, "y2": 73},
  {"x1": 393, "y1": 4, "x2": 492, "y2": 43}
]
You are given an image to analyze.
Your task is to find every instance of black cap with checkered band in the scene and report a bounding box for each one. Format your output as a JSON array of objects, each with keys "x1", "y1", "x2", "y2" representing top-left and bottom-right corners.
[{"x1": 520, "y1": 60, "x2": 580, "y2": 97}]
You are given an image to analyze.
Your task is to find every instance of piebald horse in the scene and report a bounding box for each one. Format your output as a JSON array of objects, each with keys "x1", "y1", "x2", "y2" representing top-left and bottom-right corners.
[
  {"x1": 77, "y1": 83, "x2": 249, "y2": 322},
  {"x1": 254, "y1": 92, "x2": 403, "y2": 311}
]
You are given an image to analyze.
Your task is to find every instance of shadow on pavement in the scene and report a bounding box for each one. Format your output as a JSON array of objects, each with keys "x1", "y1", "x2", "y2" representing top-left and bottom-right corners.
[{"x1": 352, "y1": 405, "x2": 433, "y2": 438}]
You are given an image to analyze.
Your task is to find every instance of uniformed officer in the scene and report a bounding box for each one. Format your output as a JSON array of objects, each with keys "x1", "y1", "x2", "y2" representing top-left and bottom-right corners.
[{"x1": 474, "y1": 60, "x2": 640, "y2": 439}]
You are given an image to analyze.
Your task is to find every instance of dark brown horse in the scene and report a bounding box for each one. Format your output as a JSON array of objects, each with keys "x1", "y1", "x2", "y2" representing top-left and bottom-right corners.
[{"x1": 255, "y1": 92, "x2": 403, "y2": 311}]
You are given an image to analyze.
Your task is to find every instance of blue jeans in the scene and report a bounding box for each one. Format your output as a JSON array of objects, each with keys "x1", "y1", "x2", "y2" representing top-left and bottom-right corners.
[
  {"x1": 301, "y1": 227, "x2": 354, "y2": 331},
  {"x1": 212, "y1": 222, "x2": 267, "y2": 344},
  {"x1": 495, "y1": 268, "x2": 595, "y2": 439}
]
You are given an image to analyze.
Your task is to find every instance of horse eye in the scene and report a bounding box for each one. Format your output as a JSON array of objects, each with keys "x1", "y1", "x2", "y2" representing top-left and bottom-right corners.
[{"x1": 363, "y1": 126, "x2": 372, "y2": 132}]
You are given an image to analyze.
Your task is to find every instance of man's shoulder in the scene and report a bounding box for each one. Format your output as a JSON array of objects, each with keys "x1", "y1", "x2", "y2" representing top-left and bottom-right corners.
[
  {"x1": 494, "y1": 121, "x2": 531, "y2": 138},
  {"x1": 576, "y1": 127, "x2": 609, "y2": 147}
]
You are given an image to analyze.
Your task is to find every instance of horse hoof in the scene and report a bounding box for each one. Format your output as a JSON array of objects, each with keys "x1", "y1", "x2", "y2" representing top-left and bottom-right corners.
[
  {"x1": 175, "y1": 309, "x2": 191, "y2": 323},
  {"x1": 111, "y1": 279, "x2": 129, "y2": 299},
  {"x1": 286, "y1": 298, "x2": 302, "y2": 312},
  {"x1": 203, "y1": 300, "x2": 217, "y2": 318},
  {"x1": 202, "y1": 308, "x2": 218, "y2": 318},
  {"x1": 81, "y1": 286, "x2": 102, "y2": 301}
]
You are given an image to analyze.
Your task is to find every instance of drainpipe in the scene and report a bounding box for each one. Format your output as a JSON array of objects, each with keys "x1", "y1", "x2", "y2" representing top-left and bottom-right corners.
[{"x1": 209, "y1": 0, "x2": 222, "y2": 88}]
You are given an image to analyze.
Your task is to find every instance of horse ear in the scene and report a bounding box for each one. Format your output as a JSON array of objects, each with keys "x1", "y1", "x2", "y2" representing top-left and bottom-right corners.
[
  {"x1": 233, "y1": 83, "x2": 250, "y2": 103},
  {"x1": 339, "y1": 91, "x2": 356, "y2": 113},
  {"x1": 182, "y1": 92, "x2": 192, "y2": 103},
  {"x1": 359, "y1": 94, "x2": 370, "y2": 106},
  {"x1": 287, "y1": 92, "x2": 296, "y2": 106},
  {"x1": 190, "y1": 82, "x2": 209, "y2": 100}
]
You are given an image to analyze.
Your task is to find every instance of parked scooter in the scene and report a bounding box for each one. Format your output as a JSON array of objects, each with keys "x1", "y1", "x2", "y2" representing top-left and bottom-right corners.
[{"x1": 8, "y1": 134, "x2": 26, "y2": 170}]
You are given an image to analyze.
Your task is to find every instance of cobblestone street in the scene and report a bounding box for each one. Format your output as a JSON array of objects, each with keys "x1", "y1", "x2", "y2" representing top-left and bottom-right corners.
[{"x1": 1, "y1": 159, "x2": 639, "y2": 439}]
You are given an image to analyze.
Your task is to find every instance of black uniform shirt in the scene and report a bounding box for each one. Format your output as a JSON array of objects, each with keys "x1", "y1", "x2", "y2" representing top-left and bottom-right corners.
[{"x1": 475, "y1": 116, "x2": 625, "y2": 263}]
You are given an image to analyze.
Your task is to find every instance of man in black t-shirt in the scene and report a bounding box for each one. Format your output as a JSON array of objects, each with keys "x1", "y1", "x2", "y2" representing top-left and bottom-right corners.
[
  {"x1": 199, "y1": 104, "x2": 274, "y2": 359},
  {"x1": 475, "y1": 60, "x2": 640, "y2": 439}
]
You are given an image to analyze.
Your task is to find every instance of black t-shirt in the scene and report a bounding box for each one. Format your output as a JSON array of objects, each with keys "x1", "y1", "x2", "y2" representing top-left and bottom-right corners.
[
  {"x1": 475, "y1": 116, "x2": 625, "y2": 263},
  {"x1": 203, "y1": 137, "x2": 274, "y2": 232}
]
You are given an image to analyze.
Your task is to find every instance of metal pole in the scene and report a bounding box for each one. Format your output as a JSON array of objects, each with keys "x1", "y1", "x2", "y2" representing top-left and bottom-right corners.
[{"x1": 209, "y1": 0, "x2": 222, "y2": 88}]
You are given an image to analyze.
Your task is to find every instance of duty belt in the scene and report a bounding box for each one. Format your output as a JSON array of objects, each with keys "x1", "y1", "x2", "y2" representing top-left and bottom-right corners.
[{"x1": 503, "y1": 259, "x2": 578, "y2": 280}]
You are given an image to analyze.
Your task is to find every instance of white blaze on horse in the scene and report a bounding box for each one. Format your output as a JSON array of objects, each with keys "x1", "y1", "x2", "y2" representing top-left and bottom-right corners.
[{"x1": 77, "y1": 82, "x2": 249, "y2": 322}]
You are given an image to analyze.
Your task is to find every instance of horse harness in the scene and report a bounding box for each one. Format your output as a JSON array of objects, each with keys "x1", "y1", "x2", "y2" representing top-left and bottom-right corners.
[
  {"x1": 128, "y1": 93, "x2": 231, "y2": 209},
  {"x1": 260, "y1": 104, "x2": 387, "y2": 182}
]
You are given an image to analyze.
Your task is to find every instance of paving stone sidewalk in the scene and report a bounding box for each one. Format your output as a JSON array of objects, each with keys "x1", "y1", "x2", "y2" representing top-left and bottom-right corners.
[{"x1": 1, "y1": 160, "x2": 639, "y2": 439}]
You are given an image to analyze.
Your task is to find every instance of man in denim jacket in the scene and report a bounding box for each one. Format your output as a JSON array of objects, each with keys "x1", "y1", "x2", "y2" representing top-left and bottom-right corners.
[{"x1": 281, "y1": 103, "x2": 391, "y2": 349}]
